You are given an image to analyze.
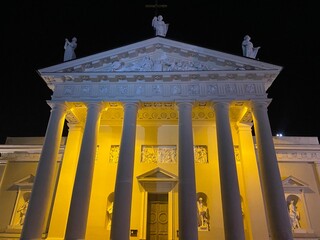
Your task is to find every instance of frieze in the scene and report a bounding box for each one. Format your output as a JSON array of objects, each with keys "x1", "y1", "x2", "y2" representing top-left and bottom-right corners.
[
  {"x1": 109, "y1": 145, "x2": 209, "y2": 163},
  {"x1": 43, "y1": 71, "x2": 277, "y2": 89},
  {"x1": 276, "y1": 151, "x2": 320, "y2": 161},
  {"x1": 52, "y1": 81, "x2": 266, "y2": 101},
  {"x1": 0, "y1": 153, "x2": 64, "y2": 162}
]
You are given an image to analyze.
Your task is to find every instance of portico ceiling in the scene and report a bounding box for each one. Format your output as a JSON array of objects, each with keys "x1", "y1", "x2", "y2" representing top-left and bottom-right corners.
[{"x1": 64, "y1": 101, "x2": 253, "y2": 126}]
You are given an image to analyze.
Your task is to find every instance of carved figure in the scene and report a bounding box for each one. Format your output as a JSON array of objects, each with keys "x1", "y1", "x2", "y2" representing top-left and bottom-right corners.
[
  {"x1": 152, "y1": 15, "x2": 169, "y2": 37},
  {"x1": 16, "y1": 196, "x2": 30, "y2": 225},
  {"x1": 241, "y1": 35, "x2": 260, "y2": 59},
  {"x1": 64, "y1": 37, "x2": 77, "y2": 61},
  {"x1": 288, "y1": 200, "x2": 301, "y2": 230},
  {"x1": 197, "y1": 197, "x2": 209, "y2": 230},
  {"x1": 107, "y1": 201, "x2": 113, "y2": 230}
]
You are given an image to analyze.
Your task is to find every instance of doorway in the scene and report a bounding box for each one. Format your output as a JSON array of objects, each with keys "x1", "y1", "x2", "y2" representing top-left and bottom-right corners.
[{"x1": 146, "y1": 193, "x2": 168, "y2": 240}]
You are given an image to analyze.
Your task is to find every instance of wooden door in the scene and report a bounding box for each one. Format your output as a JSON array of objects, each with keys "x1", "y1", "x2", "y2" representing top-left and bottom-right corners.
[{"x1": 147, "y1": 193, "x2": 168, "y2": 240}]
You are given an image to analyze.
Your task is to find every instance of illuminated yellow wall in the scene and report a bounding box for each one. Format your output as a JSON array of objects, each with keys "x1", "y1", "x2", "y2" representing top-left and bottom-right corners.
[
  {"x1": 46, "y1": 120, "x2": 264, "y2": 240},
  {"x1": 0, "y1": 162, "x2": 38, "y2": 231},
  {"x1": 4, "y1": 122, "x2": 319, "y2": 240}
]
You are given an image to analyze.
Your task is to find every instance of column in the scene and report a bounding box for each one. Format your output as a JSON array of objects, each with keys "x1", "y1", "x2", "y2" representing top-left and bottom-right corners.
[
  {"x1": 251, "y1": 100, "x2": 293, "y2": 240},
  {"x1": 47, "y1": 123, "x2": 84, "y2": 239},
  {"x1": 177, "y1": 101, "x2": 198, "y2": 240},
  {"x1": 236, "y1": 123, "x2": 269, "y2": 239},
  {"x1": 213, "y1": 101, "x2": 245, "y2": 240},
  {"x1": 65, "y1": 102, "x2": 103, "y2": 240},
  {"x1": 21, "y1": 102, "x2": 67, "y2": 240},
  {"x1": 110, "y1": 102, "x2": 139, "y2": 240}
]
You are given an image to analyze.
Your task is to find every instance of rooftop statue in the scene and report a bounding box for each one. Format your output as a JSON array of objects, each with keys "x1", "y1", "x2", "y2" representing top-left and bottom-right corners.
[
  {"x1": 152, "y1": 15, "x2": 169, "y2": 37},
  {"x1": 64, "y1": 37, "x2": 77, "y2": 62},
  {"x1": 242, "y1": 35, "x2": 260, "y2": 59}
]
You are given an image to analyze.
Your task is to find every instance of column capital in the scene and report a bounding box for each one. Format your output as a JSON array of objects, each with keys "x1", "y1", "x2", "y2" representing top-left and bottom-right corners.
[
  {"x1": 211, "y1": 101, "x2": 231, "y2": 110},
  {"x1": 67, "y1": 122, "x2": 84, "y2": 131},
  {"x1": 83, "y1": 101, "x2": 105, "y2": 110},
  {"x1": 249, "y1": 99, "x2": 271, "y2": 110},
  {"x1": 46, "y1": 101, "x2": 68, "y2": 111},
  {"x1": 122, "y1": 101, "x2": 140, "y2": 107},
  {"x1": 175, "y1": 101, "x2": 194, "y2": 111},
  {"x1": 235, "y1": 123, "x2": 253, "y2": 133}
]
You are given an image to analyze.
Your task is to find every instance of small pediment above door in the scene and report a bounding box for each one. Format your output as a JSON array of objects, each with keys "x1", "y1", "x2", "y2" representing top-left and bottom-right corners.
[
  {"x1": 137, "y1": 167, "x2": 178, "y2": 193},
  {"x1": 8, "y1": 174, "x2": 35, "y2": 190},
  {"x1": 282, "y1": 175, "x2": 313, "y2": 193}
]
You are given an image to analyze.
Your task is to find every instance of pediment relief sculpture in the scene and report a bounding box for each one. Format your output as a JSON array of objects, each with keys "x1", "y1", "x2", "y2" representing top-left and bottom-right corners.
[{"x1": 91, "y1": 52, "x2": 234, "y2": 72}]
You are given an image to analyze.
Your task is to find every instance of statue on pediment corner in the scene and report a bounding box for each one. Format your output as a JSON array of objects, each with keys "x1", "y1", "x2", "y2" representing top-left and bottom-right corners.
[
  {"x1": 242, "y1": 35, "x2": 260, "y2": 59},
  {"x1": 64, "y1": 37, "x2": 77, "y2": 62}
]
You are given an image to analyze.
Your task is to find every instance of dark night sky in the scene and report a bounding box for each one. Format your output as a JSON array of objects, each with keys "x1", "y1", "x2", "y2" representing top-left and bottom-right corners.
[{"x1": 1, "y1": 0, "x2": 319, "y2": 144}]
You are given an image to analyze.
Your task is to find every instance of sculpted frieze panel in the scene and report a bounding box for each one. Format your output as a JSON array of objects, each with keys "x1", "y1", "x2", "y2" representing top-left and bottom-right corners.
[
  {"x1": 92, "y1": 51, "x2": 238, "y2": 73},
  {"x1": 54, "y1": 81, "x2": 265, "y2": 100}
]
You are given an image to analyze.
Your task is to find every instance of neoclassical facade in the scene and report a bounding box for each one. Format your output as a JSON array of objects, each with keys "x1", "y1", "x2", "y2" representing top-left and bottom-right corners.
[{"x1": 0, "y1": 37, "x2": 319, "y2": 240}]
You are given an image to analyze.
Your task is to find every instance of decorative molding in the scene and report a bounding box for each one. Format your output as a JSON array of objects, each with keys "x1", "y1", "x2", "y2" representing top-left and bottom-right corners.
[
  {"x1": 0, "y1": 153, "x2": 63, "y2": 162},
  {"x1": 141, "y1": 145, "x2": 177, "y2": 163},
  {"x1": 109, "y1": 145, "x2": 120, "y2": 163},
  {"x1": 194, "y1": 145, "x2": 208, "y2": 163},
  {"x1": 52, "y1": 81, "x2": 267, "y2": 101},
  {"x1": 109, "y1": 145, "x2": 209, "y2": 163},
  {"x1": 276, "y1": 151, "x2": 320, "y2": 162}
]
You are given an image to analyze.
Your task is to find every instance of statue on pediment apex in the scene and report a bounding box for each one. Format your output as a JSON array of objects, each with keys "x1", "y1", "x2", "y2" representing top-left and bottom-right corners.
[{"x1": 152, "y1": 15, "x2": 169, "y2": 37}]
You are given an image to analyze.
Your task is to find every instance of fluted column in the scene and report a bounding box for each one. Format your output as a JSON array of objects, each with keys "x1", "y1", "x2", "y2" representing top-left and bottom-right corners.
[
  {"x1": 177, "y1": 101, "x2": 198, "y2": 240},
  {"x1": 213, "y1": 101, "x2": 245, "y2": 240},
  {"x1": 65, "y1": 102, "x2": 103, "y2": 240},
  {"x1": 110, "y1": 102, "x2": 139, "y2": 240},
  {"x1": 21, "y1": 102, "x2": 67, "y2": 240},
  {"x1": 251, "y1": 100, "x2": 293, "y2": 240}
]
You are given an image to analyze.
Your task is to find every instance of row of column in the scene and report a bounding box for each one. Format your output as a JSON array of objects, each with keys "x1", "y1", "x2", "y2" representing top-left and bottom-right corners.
[{"x1": 20, "y1": 100, "x2": 293, "y2": 240}]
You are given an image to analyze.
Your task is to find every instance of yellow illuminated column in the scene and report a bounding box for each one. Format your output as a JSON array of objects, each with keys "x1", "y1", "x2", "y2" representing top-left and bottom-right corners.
[
  {"x1": 65, "y1": 102, "x2": 103, "y2": 239},
  {"x1": 177, "y1": 101, "x2": 198, "y2": 240},
  {"x1": 250, "y1": 100, "x2": 293, "y2": 240},
  {"x1": 21, "y1": 102, "x2": 67, "y2": 240},
  {"x1": 212, "y1": 101, "x2": 245, "y2": 240},
  {"x1": 47, "y1": 123, "x2": 84, "y2": 239},
  {"x1": 111, "y1": 102, "x2": 139, "y2": 240},
  {"x1": 236, "y1": 123, "x2": 269, "y2": 239}
]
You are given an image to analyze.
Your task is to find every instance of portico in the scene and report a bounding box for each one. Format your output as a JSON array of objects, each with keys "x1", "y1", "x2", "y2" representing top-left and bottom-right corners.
[{"x1": 20, "y1": 37, "x2": 293, "y2": 240}]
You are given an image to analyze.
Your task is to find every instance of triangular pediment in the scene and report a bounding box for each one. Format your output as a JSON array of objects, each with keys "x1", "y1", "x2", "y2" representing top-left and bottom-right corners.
[
  {"x1": 8, "y1": 174, "x2": 35, "y2": 190},
  {"x1": 137, "y1": 167, "x2": 178, "y2": 193},
  {"x1": 282, "y1": 175, "x2": 313, "y2": 193},
  {"x1": 137, "y1": 167, "x2": 178, "y2": 181},
  {"x1": 38, "y1": 37, "x2": 282, "y2": 90}
]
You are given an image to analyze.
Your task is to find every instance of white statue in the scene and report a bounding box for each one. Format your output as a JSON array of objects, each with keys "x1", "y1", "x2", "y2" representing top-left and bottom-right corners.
[
  {"x1": 197, "y1": 197, "x2": 209, "y2": 230},
  {"x1": 288, "y1": 200, "x2": 301, "y2": 230},
  {"x1": 64, "y1": 37, "x2": 77, "y2": 62},
  {"x1": 242, "y1": 35, "x2": 260, "y2": 59},
  {"x1": 152, "y1": 15, "x2": 169, "y2": 37}
]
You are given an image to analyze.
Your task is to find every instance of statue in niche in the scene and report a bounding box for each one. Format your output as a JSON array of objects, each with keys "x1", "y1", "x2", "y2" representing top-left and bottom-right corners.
[
  {"x1": 106, "y1": 193, "x2": 114, "y2": 230},
  {"x1": 241, "y1": 35, "x2": 260, "y2": 59},
  {"x1": 16, "y1": 192, "x2": 30, "y2": 226},
  {"x1": 288, "y1": 199, "x2": 301, "y2": 230},
  {"x1": 197, "y1": 193, "x2": 210, "y2": 231},
  {"x1": 107, "y1": 201, "x2": 113, "y2": 230},
  {"x1": 64, "y1": 37, "x2": 77, "y2": 61},
  {"x1": 152, "y1": 15, "x2": 169, "y2": 37}
]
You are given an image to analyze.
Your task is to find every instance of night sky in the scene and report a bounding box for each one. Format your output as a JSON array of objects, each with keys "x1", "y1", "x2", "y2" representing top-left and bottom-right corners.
[{"x1": 1, "y1": 1, "x2": 319, "y2": 144}]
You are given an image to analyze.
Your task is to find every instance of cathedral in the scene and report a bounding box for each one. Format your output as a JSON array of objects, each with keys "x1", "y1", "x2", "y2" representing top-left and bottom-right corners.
[{"x1": 0, "y1": 36, "x2": 319, "y2": 240}]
